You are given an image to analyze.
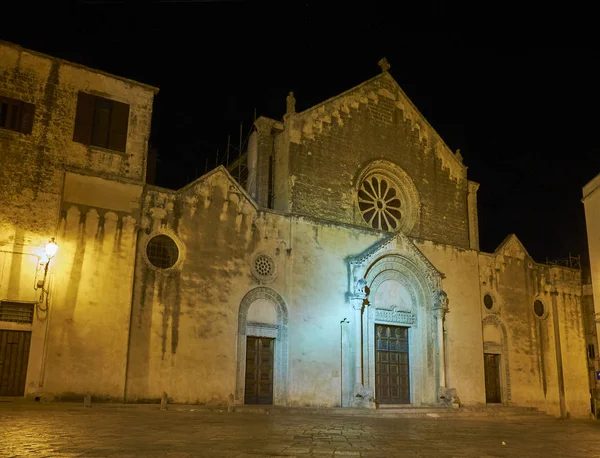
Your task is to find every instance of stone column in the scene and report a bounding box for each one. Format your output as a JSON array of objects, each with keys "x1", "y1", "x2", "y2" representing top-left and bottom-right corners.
[
  {"x1": 467, "y1": 181, "x2": 480, "y2": 251},
  {"x1": 350, "y1": 297, "x2": 364, "y2": 394},
  {"x1": 433, "y1": 291, "x2": 449, "y2": 394}
]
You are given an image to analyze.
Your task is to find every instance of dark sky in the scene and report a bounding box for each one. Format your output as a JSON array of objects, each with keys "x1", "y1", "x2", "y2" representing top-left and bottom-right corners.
[{"x1": 3, "y1": 1, "x2": 599, "y2": 266}]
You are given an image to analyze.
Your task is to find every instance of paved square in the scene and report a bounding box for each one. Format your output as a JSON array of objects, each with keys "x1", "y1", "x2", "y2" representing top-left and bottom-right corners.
[{"x1": 1, "y1": 403, "x2": 600, "y2": 457}]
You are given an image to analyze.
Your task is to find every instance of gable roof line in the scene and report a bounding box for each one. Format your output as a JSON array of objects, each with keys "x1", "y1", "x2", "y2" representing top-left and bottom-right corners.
[
  {"x1": 384, "y1": 73, "x2": 466, "y2": 172},
  {"x1": 294, "y1": 70, "x2": 465, "y2": 173},
  {"x1": 295, "y1": 72, "x2": 387, "y2": 118},
  {"x1": 494, "y1": 233, "x2": 532, "y2": 259},
  {"x1": 0, "y1": 40, "x2": 160, "y2": 94},
  {"x1": 173, "y1": 165, "x2": 259, "y2": 210}
]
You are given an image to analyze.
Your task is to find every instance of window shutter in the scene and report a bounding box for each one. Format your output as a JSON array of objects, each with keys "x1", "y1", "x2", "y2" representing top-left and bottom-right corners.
[
  {"x1": 108, "y1": 100, "x2": 129, "y2": 152},
  {"x1": 73, "y1": 92, "x2": 96, "y2": 145},
  {"x1": 20, "y1": 102, "x2": 35, "y2": 134}
]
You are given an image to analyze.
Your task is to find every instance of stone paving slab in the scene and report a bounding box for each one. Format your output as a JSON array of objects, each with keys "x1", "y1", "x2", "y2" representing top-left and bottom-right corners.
[{"x1": 0, "y1": 403, "x2": 599, "y2": 457}]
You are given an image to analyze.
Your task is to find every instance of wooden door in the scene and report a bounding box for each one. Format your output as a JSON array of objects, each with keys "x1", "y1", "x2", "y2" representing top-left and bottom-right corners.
[
  {"x1": 484, "y1": 353, "x2": 502, "y2": 403},
  {"x1": 375, "y1": 324, "x2": 410, "y2": 404},
  {"x1": 0, "y1": 330, "x2": 31, "y2": 396},
  {"x1": 245, "y1": 336, "x2": 274, "y2": 404}
]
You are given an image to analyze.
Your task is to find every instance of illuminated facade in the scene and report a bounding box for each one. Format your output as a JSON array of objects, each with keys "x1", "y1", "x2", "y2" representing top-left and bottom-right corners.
[
  {"x1": 582, "y1": 176, "x2": 600, "y2": 414},
  {"x1": 0, "y1": 42, "x2": 591, "y2": 418}
]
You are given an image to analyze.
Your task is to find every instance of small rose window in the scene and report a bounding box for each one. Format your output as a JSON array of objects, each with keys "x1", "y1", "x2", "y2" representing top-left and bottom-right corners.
[{"x1": 358, "y1": 174, "x2": 402, "y2": 230}]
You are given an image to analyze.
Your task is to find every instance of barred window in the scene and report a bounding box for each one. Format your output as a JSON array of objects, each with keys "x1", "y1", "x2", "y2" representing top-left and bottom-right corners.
[{"x1": 146, "y1": 235, "x2": 179, "y2": 269}]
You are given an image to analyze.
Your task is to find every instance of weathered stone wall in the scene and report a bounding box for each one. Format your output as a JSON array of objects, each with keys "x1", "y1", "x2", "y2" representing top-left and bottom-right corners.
[
  {"x1": 415, "y1": 240, "x2": 485, "y2": 405},
  {"x1": 0, "y1": 41, "x2": 156, "y2": 400},
  {"x1": 279, "y1": 72, "x2": 470, "y2": 249},
  {"x1": 478, "y1": 239, "x2": 589, "y2": 418}
]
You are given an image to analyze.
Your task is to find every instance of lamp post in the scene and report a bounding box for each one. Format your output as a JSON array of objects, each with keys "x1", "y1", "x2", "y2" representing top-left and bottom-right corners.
[{"x1": 36, "y1": 238, "x2": 58, "y2": 307}]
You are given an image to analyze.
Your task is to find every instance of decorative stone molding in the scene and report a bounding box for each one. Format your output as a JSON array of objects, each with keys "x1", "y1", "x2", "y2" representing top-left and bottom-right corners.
[
  {"x1": 482, "y1": 314, "x2": 511, "y2": 402},
  {"x1": 375, "y1": 309, "x2": 415, "y2": 325},
  {"x1": 433, "y1": 290, "x2": 449, "y2": 320},
  {"x1": 250, "y1": 252, "x2": 278, "y2": 284},
  {"x1": 236, "y1": 287, "x2": 288, "y2": 405}
]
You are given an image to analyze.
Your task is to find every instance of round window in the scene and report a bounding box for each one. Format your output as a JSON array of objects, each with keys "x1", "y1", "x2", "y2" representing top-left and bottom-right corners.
[
  {"x1": 146, "y1": 235, "x2": 179, "y2": 269},
  {"x1": 534, "y1": 300, "x2": 545, "y2": 318},
  {"x1": 358, "y1": 174, "x2": 402, "y2": 231},
  {"x1": 254, "y1": 255, "x2": 274, "y2": 277},
  {"x1": 484, "y1": 294, "x2": 494, "y2": 310}
]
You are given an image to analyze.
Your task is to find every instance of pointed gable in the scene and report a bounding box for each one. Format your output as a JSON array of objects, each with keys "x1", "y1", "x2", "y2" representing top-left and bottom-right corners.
[
  {"x1": 349, "y1": 230, "x2": 444, "y2": 282},
  {"x1": 494, "y1": 234, "x2": 532, "y2": 261},
  {"x1": 290, "y1": 71, "x2": 466, "y2": 182}
]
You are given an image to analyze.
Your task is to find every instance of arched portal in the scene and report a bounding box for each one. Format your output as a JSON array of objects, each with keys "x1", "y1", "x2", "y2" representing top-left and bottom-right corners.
[
  {"x1": 482, "y1": 314, "x2": 511, "y2": 403},
  {"x1": 359, "y1": 254, "x2": 442, "y2": 406},
  {"x1": 236, "y1": 287, "x2": 288, "y2": 405}
]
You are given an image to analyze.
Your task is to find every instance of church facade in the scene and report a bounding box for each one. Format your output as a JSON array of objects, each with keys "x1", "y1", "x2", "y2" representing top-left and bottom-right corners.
[{"x1": 0, "y1": 42, "x2": 591, "y2": 418}]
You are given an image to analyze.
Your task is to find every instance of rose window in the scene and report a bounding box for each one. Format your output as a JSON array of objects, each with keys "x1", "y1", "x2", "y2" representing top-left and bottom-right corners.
[
  {"x1": 254, "y1": 255, "x2": 274, "y2": 277},
  {"x1": 358, "y1": 174, "x2": 402, "y2": 230}
]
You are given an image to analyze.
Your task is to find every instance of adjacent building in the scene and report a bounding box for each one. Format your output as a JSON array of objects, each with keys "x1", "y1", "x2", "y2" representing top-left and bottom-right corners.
[{"x1": 0, "y1": 42, "x2": 591, "y2": 418}]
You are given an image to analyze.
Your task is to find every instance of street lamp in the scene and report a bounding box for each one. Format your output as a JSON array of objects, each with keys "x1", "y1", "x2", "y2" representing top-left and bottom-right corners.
[
  {"x1": 45, "y1": 237, "x2": 58, "y2": 260},
  {"x1": 36, "y1": 238, "x2": 58, "y2": 307}
]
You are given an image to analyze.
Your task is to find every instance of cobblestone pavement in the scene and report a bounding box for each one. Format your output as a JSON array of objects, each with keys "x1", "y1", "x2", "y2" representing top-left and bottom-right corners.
[{"x1": 1, "y1": 403, "x2": 600, "y2": 457}]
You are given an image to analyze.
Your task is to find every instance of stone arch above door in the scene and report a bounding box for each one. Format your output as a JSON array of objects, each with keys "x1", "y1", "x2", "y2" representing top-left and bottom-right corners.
[
  {"x1": 236, "y1": 286, "x2": 289, "y2": 405},
  {"x1": 482, "y1": 314, "x2": 511, "y2": 402}
]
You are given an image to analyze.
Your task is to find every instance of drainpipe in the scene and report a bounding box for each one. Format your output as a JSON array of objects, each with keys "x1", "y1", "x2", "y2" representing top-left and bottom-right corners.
[{"x1": 551, "y1": 285, "x2": 567, "y2": 419}]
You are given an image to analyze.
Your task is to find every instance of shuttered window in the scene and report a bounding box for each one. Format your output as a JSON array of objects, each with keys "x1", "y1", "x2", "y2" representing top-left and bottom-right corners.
[
  {"x1": 0, "y1": 96, "x2": 35, "y2": 134},
  {"x1": 73, "y1": 92, "x2": 129, "y2": 152}
]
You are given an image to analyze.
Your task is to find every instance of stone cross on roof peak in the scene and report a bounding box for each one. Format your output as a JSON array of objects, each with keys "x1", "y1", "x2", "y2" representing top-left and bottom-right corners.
[{"x1": 378, "y1": 57, "x2": 391, "y2": 73}]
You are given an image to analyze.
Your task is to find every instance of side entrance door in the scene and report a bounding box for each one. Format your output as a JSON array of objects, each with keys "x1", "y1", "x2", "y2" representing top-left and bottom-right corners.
[
  {"x1": 245, "y1": 336, "x2": 274, "y2": 404},
  {"x1": 0, "y1": 330, "x2": 32, "y2": 396},
  {"x1": 375, "y1": 324, "x2": 410, "y2": 404},
  {"x1": 484, "y1": 353, "x2": 502, "y2": 403}
]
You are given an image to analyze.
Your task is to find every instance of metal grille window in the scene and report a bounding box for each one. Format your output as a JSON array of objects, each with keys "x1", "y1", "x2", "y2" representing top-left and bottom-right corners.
[
  {"x1": 0, "y1": 301, "x2": 35, "y2": 324},
  {"x1": 146, "y1": 235, "x2": 179, "y2": 269}
]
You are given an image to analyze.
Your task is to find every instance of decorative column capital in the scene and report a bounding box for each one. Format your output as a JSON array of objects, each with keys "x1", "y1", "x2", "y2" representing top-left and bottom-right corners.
[{"x1": 433, "y1": 290, "x2": 449, "y2": 319}]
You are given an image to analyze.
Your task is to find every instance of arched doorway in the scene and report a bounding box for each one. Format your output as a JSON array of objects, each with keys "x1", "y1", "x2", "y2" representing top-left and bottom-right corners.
[
  {"x1": 482, "y1": 314, "x2": 511, "y2": 404},
  {"x1": 235, "y1": 287, "x2": 288, "y2": 405},
  {"x1": 348, "y1": 243, "x2": 447, "y2": 407}
]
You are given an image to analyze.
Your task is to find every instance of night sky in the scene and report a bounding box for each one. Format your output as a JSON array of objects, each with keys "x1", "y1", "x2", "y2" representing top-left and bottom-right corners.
[{"x1": 3, "y1": 2, "x2": 599, "y2": 267}]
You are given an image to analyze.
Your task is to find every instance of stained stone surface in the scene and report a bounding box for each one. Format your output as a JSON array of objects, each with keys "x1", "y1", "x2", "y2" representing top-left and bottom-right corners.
[{"x1": 1, "y1": 403, "x2": 600, "y2": 457}]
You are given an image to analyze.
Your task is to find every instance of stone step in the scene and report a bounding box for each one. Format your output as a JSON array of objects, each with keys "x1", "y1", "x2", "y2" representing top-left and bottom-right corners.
[{"x1": 231, "y1": 404, "x2": 552, "y2": 419}]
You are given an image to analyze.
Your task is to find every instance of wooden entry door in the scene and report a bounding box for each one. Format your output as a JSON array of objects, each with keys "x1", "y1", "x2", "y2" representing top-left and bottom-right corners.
[
  {"x1": 484, "y1": 353, "x2": 502, "y2": 403},
  {"x1": 245, "y1": 336, "x2": 274, "y2": 404},
  {"x1": 375, "y1": 324, "x2": 410, "y2": 404},
  {"x1": 0, "y1": 330, "x2": 31, "y2": 396}
]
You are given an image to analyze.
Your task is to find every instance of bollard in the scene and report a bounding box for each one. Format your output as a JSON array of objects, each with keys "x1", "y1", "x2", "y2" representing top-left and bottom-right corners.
[
  {"x1": 84, "y1": 392, "x2": 92, "y2": 408},
  {"x1": 160, "y1": 391, "x2": 168, "y2": 411},
  {"x1": 227, "y1": 393, "x2": 234, "y2": 412}
]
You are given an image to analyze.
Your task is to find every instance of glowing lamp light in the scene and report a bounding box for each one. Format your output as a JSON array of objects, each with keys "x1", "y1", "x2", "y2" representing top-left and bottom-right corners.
[{"x1": 45, "y1": 238, "x2": 58, "y2": 260}]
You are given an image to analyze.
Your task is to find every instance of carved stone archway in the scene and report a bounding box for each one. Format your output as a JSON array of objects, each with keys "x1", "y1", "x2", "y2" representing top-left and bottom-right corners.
[
  {"x1": 346, "y1": 232, "x2": 447, "y2": 408},
  {"x1": 482, "y1": 314, "x2": 511, "y2": 403},
  {"x1": 235, "y1": 287, "x2": 289, "y2": 405}
]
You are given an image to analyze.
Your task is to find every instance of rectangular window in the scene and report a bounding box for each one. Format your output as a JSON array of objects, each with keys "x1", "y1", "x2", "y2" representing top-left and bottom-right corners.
[
  {"x1": 588, "y1": 344, "x2": 596, "y2": 360},
  {"x1": 73, "y1": 92, "x2": 130, "y2": 152},
  {"x1": 0, "y1": 95, "x2": 35, "y2": 134}
]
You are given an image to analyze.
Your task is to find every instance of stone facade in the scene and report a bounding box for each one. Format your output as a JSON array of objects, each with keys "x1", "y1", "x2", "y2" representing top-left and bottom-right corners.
[
  {"x1": 0, "y1": 42, "x2": 591, "y2": 418},
  {"x1": 582, "y1": 176, "x2": 600, "y2": 414}
]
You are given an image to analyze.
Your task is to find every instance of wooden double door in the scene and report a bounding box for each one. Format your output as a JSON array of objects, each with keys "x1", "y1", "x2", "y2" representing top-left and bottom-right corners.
[
  {"x1": 375, "y1": 324, "x2": 410, "y2": 404},
  {"x1": 245, "y1": 336, "x2": 274, "y2": 404},
  {"x1": 0, "y1": 330, "x2": 31, "y2": 396}
]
